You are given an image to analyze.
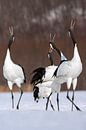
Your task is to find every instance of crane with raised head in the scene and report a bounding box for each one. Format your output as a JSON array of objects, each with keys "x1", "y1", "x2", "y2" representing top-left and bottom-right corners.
[{"x1": 3, "y1": 27, "x2": 26, "y2": 109}]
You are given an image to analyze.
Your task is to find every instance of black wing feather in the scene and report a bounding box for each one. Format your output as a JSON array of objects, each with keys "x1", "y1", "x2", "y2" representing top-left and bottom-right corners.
[
  {"x1": 53, "y1": 60, "x2": 67, "y2": 77},
  {"x1": 31, "y1": 67, "x2": 46, "y2": 85}
]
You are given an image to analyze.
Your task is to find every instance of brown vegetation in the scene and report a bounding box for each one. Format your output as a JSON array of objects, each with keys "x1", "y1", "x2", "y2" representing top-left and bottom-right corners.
[{"x1": 0, "y1": 0, "x2": 86, "y2": 91}]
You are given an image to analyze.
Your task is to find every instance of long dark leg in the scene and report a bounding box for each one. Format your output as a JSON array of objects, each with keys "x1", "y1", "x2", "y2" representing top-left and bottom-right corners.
[
  {"x1": 50, "y1": 100, "x2": 55, "y2": 111},
  {"x1": 11, "y1": 90, "x2": 14, "y2": 109},
  {"x1": 57, "y1": 93, "x2": 59, "y2": 111},
  {"x1": 67, "y1": 90, "x2": 81, "y2": 111},
  {"x1": 71, "y1": 90, "x2": 75, "y2": 111},
  {"x1": 46, "y1": 93, "x2": 52, "y2": 111},
  {"x1": 16, "y1": 88, "x2": 23, "y2": 109}
]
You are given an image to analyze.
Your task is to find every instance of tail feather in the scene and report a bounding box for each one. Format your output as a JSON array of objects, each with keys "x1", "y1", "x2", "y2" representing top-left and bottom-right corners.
[
  {"x1": 30, "y1": 67, "x2": 45, "y2": 85},
  {"x1": 31, "y1": 67, "x2": 45, "y2": 74}
]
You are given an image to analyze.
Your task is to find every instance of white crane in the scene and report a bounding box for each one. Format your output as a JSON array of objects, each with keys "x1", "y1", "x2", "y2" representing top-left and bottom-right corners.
[
  {"x1": 51, "y1": 20, "x2": 82, "y2": 111},
  {"x1": 32, "y1": 50, "x2": 58, "y2": 111},
  {"x1": 31, "y1": 34, "x2": 67, "y2": 111},
  {"x1": 31, "y1": 35, "x2": 57, "y2": 110},
  {"x1": 3, "y1": 27, "x2": 26, "y2": 109}
]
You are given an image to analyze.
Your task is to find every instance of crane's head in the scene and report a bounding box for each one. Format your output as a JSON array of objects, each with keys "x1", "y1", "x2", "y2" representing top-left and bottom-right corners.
[
  {"x1": 49, "y1": 33, "x2": 61, "y2": 57},
  {"x1": 68, "y1": 19, "x2": 77, "y2": 46},
  {"x1": 49, "y1": 33, "x2": 56, "y2": 52}
]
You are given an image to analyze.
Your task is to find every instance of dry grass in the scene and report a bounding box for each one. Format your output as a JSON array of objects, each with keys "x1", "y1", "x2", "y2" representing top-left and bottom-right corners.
[{"x1": 0, "y1": 84, "x2": 33, "y2": 92}]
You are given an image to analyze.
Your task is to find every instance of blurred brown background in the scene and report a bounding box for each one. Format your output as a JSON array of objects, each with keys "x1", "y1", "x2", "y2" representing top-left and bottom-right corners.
[{"x1": 0, "y1": 0, "x2": 86, "y2": 91}]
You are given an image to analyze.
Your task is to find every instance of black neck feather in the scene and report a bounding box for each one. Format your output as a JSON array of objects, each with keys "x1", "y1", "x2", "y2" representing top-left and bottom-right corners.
[
  {"x1": 49, "y1": 42, "x2": 61, "y2": 57},
  {"x1": 48, "y1": 52, "x2": 54, "y2": 65},
  {"x1": 68, "y1": 29, "x2": 76, "y2": 46},
  {"x1": 8, "y1": 35, "x2": 14, "y2": 49}
]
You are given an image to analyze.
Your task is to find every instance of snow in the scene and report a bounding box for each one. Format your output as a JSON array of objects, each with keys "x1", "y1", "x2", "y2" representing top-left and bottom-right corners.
[{"x1": 0, "y1": 91, "x2": 86, "y2": 130}]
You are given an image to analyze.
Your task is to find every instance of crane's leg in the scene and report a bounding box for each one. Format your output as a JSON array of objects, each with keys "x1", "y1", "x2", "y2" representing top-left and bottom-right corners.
[
  {"x1": 66, "y1": 78, "x2": 80, "y2": 111},
  {"x1": 50, "y1": 100, "x2": 55, "y2": 111},
  {"x1": 8, "y1": 81, "x2": 14, "y2": 109},
  {"x1": 72, "y1": 78, "x2": 78, "y2": 111},
  {"x1": 57, "y1": 93, "x2": 59, "y2": 111},
  {"x1": 11, "y1": 90, "x2": 14, "y2": 109},
  {"x1": 67, "y1": 90, "x2": 70, "y2": 100},
  {"x1": 71, "y1": 90, "x2": 74, "y2": 111},
  {"x1": 46, "y1": 93, "x2": 52, "y2": 111},
  {"x1": 67, "y1": 90, "x2": 81, "y2": 111},
  {"x1": 16, "y1": 88, "x2": 23, "y2": 109}
]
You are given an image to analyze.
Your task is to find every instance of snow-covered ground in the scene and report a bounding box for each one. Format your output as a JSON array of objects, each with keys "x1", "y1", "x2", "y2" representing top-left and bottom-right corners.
[{"x1": 0, "y1": 91, "x2": 86, "y2": 130}]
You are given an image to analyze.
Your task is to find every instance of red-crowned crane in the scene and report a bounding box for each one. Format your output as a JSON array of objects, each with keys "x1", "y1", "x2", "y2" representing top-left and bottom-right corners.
[
  {"x1": 51, "y1": 20, "x2": 82, "y2": 111},
  {"x1": 3, "y1": 27, "x2": 26, "y2": 109},
  {"x1": 31, "y1": 34, "x2": 67, "y2": 111}
]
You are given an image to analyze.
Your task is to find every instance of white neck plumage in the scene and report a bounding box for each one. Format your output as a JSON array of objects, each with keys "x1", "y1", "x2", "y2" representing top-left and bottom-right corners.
[
  {"x1": 5, "y1": 48, "x2": 12, "y2": 64},
  {"x1": 72, "y1": 44, "x2": 81, "y2": 62}
]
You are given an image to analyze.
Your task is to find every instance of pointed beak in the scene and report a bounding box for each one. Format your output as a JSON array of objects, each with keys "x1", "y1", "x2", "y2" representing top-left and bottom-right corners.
[{"x1": 49, "y1": 44, "x2": 54, "y2": 53}]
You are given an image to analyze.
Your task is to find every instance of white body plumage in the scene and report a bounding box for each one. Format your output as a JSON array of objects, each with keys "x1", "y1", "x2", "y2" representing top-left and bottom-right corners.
[
  {"x1": 38, "y1": 86, "x2": 52, "y2": 98},
  {"x1": 3, "y1": 49, "x2": 25, "y2": 90},
  {"x1": 42, "y1": 65, "x2": 57, "y2": 81},
  {"x1": 37, "y1": 78, "x2": 61, "y2": 93},
  {"x1": 56, "y1": 44, "x2": 82, "y2": 87}
]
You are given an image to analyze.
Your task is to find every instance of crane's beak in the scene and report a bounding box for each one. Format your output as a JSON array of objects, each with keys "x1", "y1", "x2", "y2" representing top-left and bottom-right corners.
[{"x1": 49, "y1": 43, "x2": 54, "y2": 53}]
